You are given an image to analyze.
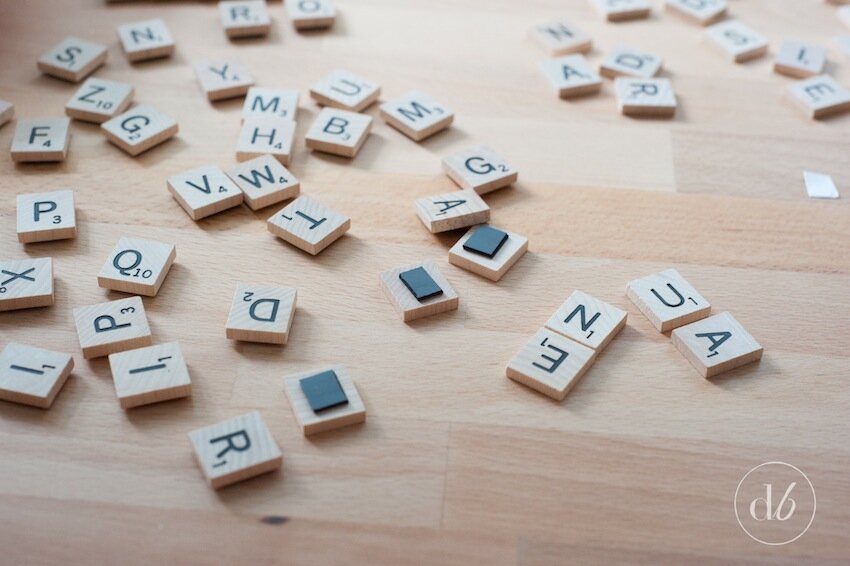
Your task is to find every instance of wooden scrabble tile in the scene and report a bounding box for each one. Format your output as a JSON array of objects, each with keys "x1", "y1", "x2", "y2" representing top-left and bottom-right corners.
[
  {"x1": 379, "y1": 91, "x2": 454, "y2": 141},
  {"x1": 97, "y1": 237, "x2": 176, "y2": 296},
  {"x1": 0, "y1": 100, "x2": 13, "y2": 128},
  {"x1": 109, "y1": 342, "x2": 191, "y2": 409},
  {"x1": 10, "y1": 118, "x2": 71, "y2": 162},
  {"x1": 786, "y1": 75, "x2": 850, "y2": 119},
  {"x1": 267, "y1": 195, "x2": 350, "y2": 255},
  {"x1": 506, "y1": 327, "x2": 596, "y2": 401},
  {"x1": 0, "y1": 258, "x2": 53, "y2": 312},
  {"x1": 591, "y1": 0, "x2": 651, "y2": 22},
  {"x1": 101, "y1": 104, "x2": 178, "y2": 156},
  {"x1": 600, "y1": 47, "x2": 663, "y2": 79},
  {"x1": 37, "y1": 36, "x2": 107, "y2": 82},
  {"x1": 305, "y1": 107, "x2": 372, "y2": 158},
  {"x1": 442, "y1": 145, "x2": 518, "y2": 195},
  {"x1": 242, "y1": 87, "x2": 299, "y2": 120},
  {"x1": 309, "y1": 70, "x2": 381, "y2": 112},
  {"x1": 774, "y1": 41, "x2": 827, "y2": 78},
  {"x1": 65, "y1": 78, "x2": 133, "y2": 124},
  {"x1": 529, "y1": 19, "x2": 592, "y2": 56},
  {"x1": 615, "y1": 77, "x2": 678, "y2": 117},
  {"x1": 0, "y1": 343, "x2": 74, "y2": 409},
  {"x1": 236, "y1": 117, "x2": 296, "y2": 164},
  {"x1": 665, "y1": 0, "x2": 727, "y2": 26},
  {"x1": 671, "y1": 312, "x2": 763, "y2": 378},
  {"x1": 626, "y1": 268, "x2": 710, "y2": 332},
  {"x1": 284, "y1": 366, "x2": 366, "y2": 436},
  {"x1": 545, "y1": 290, "x2": 627, "y2": 351},
  {"x1": 287, "y1": 0, "x2": 336, "y2": 30},
  {"x1": 16, "y1": 190, "x2": 76, "y2": 244},
  {"x1": 380, "y1": 261, "x2": 459, "y2": 322},
  {"x1": 705, "y1": 20, "x2": 768, "y2": 63},
  {"x1": 73, "y1": 296, "x2": 152, "y2": 359},
  {"x1": 194, "y1": 60, "x2": 255, "y2": 101},
  {"x1": 225, "y1": 284, "x2": 297, "y2": 344},
  {"x1": 415, "y1": 189, "x2": 490, "y2": 234},
  {"x1": 188, "y1": 411, "x2": 282, "y2": 489},
  {"x1": 228, "y1": 154, "x2": 299, "y2": 210},
  {"x1": 448, "y1": 225, "x2": 528, "y2": 282},
  {"x1": 117, "y1": 18, "x2": 175, "y2": 62},
  {"x1": 167, "y1": 164, "x2": 244, "y2": 220},
  {"x1": 219, "y1": 0, "x2": 271, "y2": 38},
  {"x1": 539, "y1": 55, "x2": 603, "y2": 98}
]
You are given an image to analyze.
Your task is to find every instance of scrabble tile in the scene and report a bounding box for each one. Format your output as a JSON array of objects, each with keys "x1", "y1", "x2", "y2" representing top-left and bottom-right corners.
[
  {"x1": 615, "y1": 77, "x2": 677, "y2": 117},
  {"x1": 101, "y1": 104, "x2": 178, "y2": 156},
  {"x1": 73, "y1": 296, "x2": 152, "y2": 359},
  {"x1": 236, "y1": 117, "x2": 296, "y2": 164},
  {"x1": 442, "y1": 145, "x2": 518, "y2": 195},
  {"x1": 380, "y1": 260, "x2": 459, "y2": 322},
  {"x1": 0, "y1": 258, "x2": 53, "y2": 312},
  {"x1": 117, "y1": 18, "x2": 175, "y2": 62},
  {"x1": 0, "y1": 343, "x2": 74, "y2": 409},
  {"x1": 786, "y1": 75, "x2": 850, "y2": 119},
  {"x1": 379, "y1": 91, "x2": 454, "y2": 141},
  {"x1": 16, "y1": 190, "x2": 76, "y2": 244},
  {"x1": 305, "y1": 107, "x2": 372, "y2": 158},
  {"x1": 539, "y1": 55, "x2": 603, "y2": 98},
  {"x1": 228, "y1": 154, "x2": 300, "y2": 210},
  {"x1": 545, "y1": 290, "x2": 627, "y2": 351},
  {"x1": 506, "y1": 327, "x2": 596, "y2": 401},
  {"x1": 626, "y1": 268, "x2": 710, "y2": 332},
  {"x1": 309, "y1": 70, "x2": 381, "y2": 112},
  {"x1": 225, "y1": 284, "x2": 297, "y2": 345},
  {"x1": 0, "y1": 100, "x2": 14, "y2": 128},
  {"x1": 242, "y1": 87, "x2": 299, "y2": 120},
  {"x1": 109, "y1": 342, "x2": 191, "y2": 409},
  {"x1": 671, "y1": 312, "x2": 763, "y2": 378},
  {"x1": 287, "y1": 0, "x2": 336, "y2": 30},
  {"x1": 10, "y1": 118, "x2": 71, "y2": 162},
  {"x1": 167, "y1": 164, "x2": 244, "y2": 220},
  {"x1": 267, "y1": 195, "x2": 350, "y2": 255},
  {"x1": 774, "y1": 41, "x2": 827, "y2": 78},
  {"x1": 705, "y1": 20, "x2": 769, "y2": 63},
  {"x1": 600, "y1": 47, "x2": 663, "y2": 79},
  {"x1": 665, "y1": 0, "x2": 727, "y2": 26},
  {"x1": 219, "y1": 0, "x2": 271, "y2": 38},
  {"x1": 284, "y1": 366, "x2": 366, "y2": 436},
  {"x1": 194, "y1": 60, "x2": 255, "y2": 101},
  {"x1": 189, "y1": 411, "x2": 282, "y2": 489},
  {"x1": 448, "y1": 225, "x2": 528, "y2": 282},
  {"x1": 529, "y1": 19, "x2": 592, "y2": 56},
  {"x1": 591, "y1": 0, "x2": 651, "y2": 22},
  {"x1": 97, "y1": 237, "x2": 176, "y2": 296},
  {"x1": 415, "y1": 189, "x2": 490, "y2": 234},
  {"x1": 804, "y1": 170, "x2": 840, "y2": 199},
  {"x1": 37, "y1": 36, "x2": 107, "y2": 82},
  {"x1": 65, "y1": 78, "x2": 133, "y2": 124}
]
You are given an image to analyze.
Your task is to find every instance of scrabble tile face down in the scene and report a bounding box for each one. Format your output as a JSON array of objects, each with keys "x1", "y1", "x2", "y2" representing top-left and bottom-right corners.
[
  {"x1": 109, "y1": 342, "x2": 191, "y2": 409},
  {"x1": 189, "y1": 411, "x2": 282, "y2": 489},
  {"x1": 11, "y1": 118, "x2": 71, "y2": 163},
  {"x1": 309, "y1": 70, "x2": 381, "y2": 112},
  {"x1": 0, "y1": 100, "x2": 13, "y2": 127},
  {"x1": 287, "y1": 0, "x2": 336, "y2": 30},
  {"x1": 442, "y1": 145, "x2": 518, "y2": 195},
  {"x1": 228, "y1": 154, "x2": 300, "y2": 210},
  {"x1": 665, "y1": 0, "x2": 727, "y2": 26},
  {"x1": 219, "y1": 1, "x2": 271, "y2": 38},
  {"x1": 545, "y1": 290, "x2": 628, "y2": 351},
  {"x1": 226, "y1": 284, "x2": 297, "y2": 345},
  {"x1": 0, "y1": 258, "x2": 53, "y2": 312},
  {"x1": 194, "y1": 60, "x2": 255, "y2": 101},
  {"x1": 101, "y1": 104, "x2": 178, "y2": 157},
  {"x1": 705, "y1": 20, "x2": 769, "y2": 63},
  {"x1": 615, "y1": 77, "x2": 678, "y2": 117},
  {"x1": 37, "y1": 36, "x2": 107, "y2": 82},
  {"x1": 16, "y1": 190, "x2": 76, "y2": 243},
  {"x1": 415, "y1": 189, "x2": 490, "y2": 234},
  {"x1": 167, "y1": 164, "x2": 244, "y2": 220},
  {"x1": 626, "y1": 269, "x2": 711, "y2": 332},
  {"x1": 284, "y1": 366, "x2": 366, "y2": 436},
  {"x1": 448, "y1": 225, "x2": 529, "y2": 282},
  {"x1": 73, "y1": 296, "x2": 152, "y2": 359},
  {"x1": 267, "y1": 195, "x2": 351, "y2": 255},
  {"x1": 379, "y1": 91, "x2": 454, "y2": 141},
  {"x1": 600, "y1": 47, "x2": 663, "y2": 79},
  {"x1": 97, "y1": 237, "x2": 176, "y2": 297},
  {"x1": 774, "y1": 41, "x2": 827, "y2": 79},
  {"x1": 237, "y1": 117, "x2": 296, "y2": 164},
  {"x1": 304, "y1": 108, "x2": 372, "y2": 158},
  {"x1": 591, "y1": 0, "x2": 651, "y2": 22},
  {"x1": 380, "y1": 261, "x2": 459, "y2": 322},
  {"x1": 242, "y1": 87, "x2": 299, "y2": 121},
  {"x1": 0, "y1": 343, "x2": 74, "y2": 409},
  {"x1": 65, "y1": 78, "x2": 134, "y2": 124},
  {"x1": 787, "y1": 75, "x2": 850, "y2": 119},
  {"x1": 529, "y1": 19, "x2": 592, "y2": 56},
  {"x1": 117, "y1": 19, "x2": 175, "y2": 62},
  {"x1": 539, "y1": 55, "x2": 603, "y2": 99},
  {"x1": 671, "y1": 312, "x2": 763, "y2": 378}
]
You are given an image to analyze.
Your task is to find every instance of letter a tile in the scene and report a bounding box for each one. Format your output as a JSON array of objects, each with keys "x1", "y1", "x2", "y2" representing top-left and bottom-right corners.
[
  {"x1": 671, "y1": 312, "x2": 763, "y2": 377},
  {"x1": 226, "y1": 284, "x2": 297, "y2": 344},
  {"x1": 539, "y1": 55, "x2": 602, "y2": 98},
  {"x1": 415, "y1": 189, "x2": 489, "y2": 234},
  {"x1": 626, "y1": 268, "x2": 710, "y2": 332}
]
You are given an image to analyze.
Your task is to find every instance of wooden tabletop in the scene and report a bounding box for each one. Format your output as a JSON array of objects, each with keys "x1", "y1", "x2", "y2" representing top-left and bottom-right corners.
[{"x1": 1, "y1": 0, "x2": 849, "y2": 563}]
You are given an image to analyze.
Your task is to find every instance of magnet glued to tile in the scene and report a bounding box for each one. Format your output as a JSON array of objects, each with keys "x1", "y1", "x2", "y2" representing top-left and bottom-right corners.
[
  {"x1": 398, "y1": 267, "x2": 443, "y2": 301},
  {"x1": 463, "y1": 225, "x2": 509, "y2": 258},
  {"x1": 300, "y1": 370, "x2": 348, "y2": 413}
]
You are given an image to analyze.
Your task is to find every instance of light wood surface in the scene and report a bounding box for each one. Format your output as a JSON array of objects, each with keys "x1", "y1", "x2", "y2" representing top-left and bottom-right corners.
[{"x1": 1, "y1": 0, "x2": 850, "y2": 563}]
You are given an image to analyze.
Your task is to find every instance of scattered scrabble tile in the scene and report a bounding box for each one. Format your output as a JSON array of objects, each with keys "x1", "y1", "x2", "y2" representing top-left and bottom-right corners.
[
  {"x1": 705, "y1": 20, "x2": 769, "y2": 63},
  {"x1": 626, "y1": 268, "x2": 710, "y2": 332},
  {"x1": 305, "y1": 107, "x2": 372, "y2": 158},
  {"x1": 415, "y1": 189, "x2": 489, "y2": 234},
  {"x1": 287, "y1": 0, "x2": 336, "y2": 30},
  {"x1": 117, "y1": 18, "x2": 175, "y2": 62},
  {"x1": 442, "y1": 145, "x2": 518, "y2": 195},
  {"x1": 236, "y1": 117, "x2": 296, "y2": 164},
  {"x1": 242, "y1": 87, "x2": 299, "y2": 120},
  {"x1": 529, "y1": 19, "x2": 592, "y2": 56},
  {"x1": 267, "y1": 195, "x2": 350, "y2": 255},
  {"x1": 671, "y1": 312, "x2": 763, "y2": 378},
  {"x1": 0, "y1": 258, "x2": 53, "y2": 312},
  {"x1": 448, "y1": 225, "x2": 528, "y2": 282},
  {"x1": 16, "y1": 190, "x2": 76, "y2": 244},
  {"x1": 309, "y1": 70, "x2": 381, "y2": 112},
  {"x1": 225, "y1": 284, "x2": 297, "y2": 345},
  {"x1": 600, "y1": 47, "x2": 663, "y2": 79},
  {"x1": 665, "y1": 0, "x2": 727, "y2": 26},
  {"x1": 379, "y1": 91, "x2": 454, "y2": 141},
  {"x1": 615, "y1": 77, "x2": 677, "y2": 117},
  {"x1": 37, "y1": 36, "x2": 107, "y2": 82},
  {"x1": 167, "y1": 164, "x2": 244, "y2": 220},
  {"x1": 228, "y1": 154, "x2": 300, "y2": 210},
  {"x1": 219, "y1": 0, "x2": 271, "y2": 38},
  {"x1": 591, "y1": 0, "x2": 651, "y2": 22},
  {"x1": 65, "y1": 78, "x2": 134, "y2": 124},
  {"x1": 109, "y1": 342, "x2": 191, "y2": 409},
  {"x1": 539, "y1": 55, "x2": 603, "y2": 98},
  {"x1": 284, "y1": 366, "x2": 366, "y2": 436},
  {"x1": 803, "y1": 171, "x2": 840, "y2": 199},
  {"x1": 379, "y1": 261, "x2": 459, "y2": 322},
  {"x1": 0, "y1": 100, "x2": 13, "y2": 128},
  {"x1": 10, "y1": 118, "x2": 71, "y2": 162},
  {"x1": 0, "y1": 343, "x2": 74, "y2": 409},
  {"x1": 194, "y1": 60, "x2": 255, "y2": 101},
  {"x1": 774, "y1": 41, "x2": 827, "y2": 78},
  {"x1": 73, "y1": 296, "x2": 152, "y2": 359},
  {"x1": 786, "y1": 74, "x2": 850, "y2": 119},
  {"x1": 97, "y1": 237, "x2": 176, "y2": 296},
  {"x1": 545, "y1": 290, "x2": 627, "y2": 351},
  {"x1": 506, "y1": 327, "x2": 596, "y2": 401},
  {"x1": 189, "y1": 411, "x2": 282, "y2": 489},
  {"x1": 101, "y1": 104, "x2": 178, "y2": 156}
]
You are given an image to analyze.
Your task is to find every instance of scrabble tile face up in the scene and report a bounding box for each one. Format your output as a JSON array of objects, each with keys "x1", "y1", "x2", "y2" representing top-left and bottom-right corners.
[
  {"x1": 615, "y1": 77, "x2": 678, "y2": 117},
  {"x1": 600, "y1": 47, "x2": 663, "y2": 79},
  {"x1": 305, "y1": 108, "x2": 372, "y2": 158},
  {"x1": 671, "y1": 312, "x2": 763, "y2": 378},
  {"x1": 109, "y1": 342, "x2": 191, "y2": 409},
  {"x1": 228, "y1": 154, "x2": 300, "y2": 210},
  {"x1": 37, "y1": 36, "x2": 107, "y2": 82},
  {"x1": 11, "y1": 118, "x2": 71, "y2": 163},
  {"x1": 592, "y1": 0, "x2": 651, "y2": 22},
  {"x1": 0, "y1": 258, "x2": 53, "y2": 312},
  {"x1": 705, "y1": 20, "x2": 769, "y2": 63},
  {"x1": 219, "y1": 0, "x2": 271, "y2": 38},
  {"x1": 379, "y1": 91, "x2": 454, "y2": 141},
  {"x1": 539, "y1": 55, "x2": 602, "y2": 99},
  {"x1": 97, "y1": 237, "x2": 176, "y2": 297},
  {"x1": 310, "y1": 70, "x2": 381, "y2": 112},
  {"x1": 380, "y1": 261, "x2": 459, "y2": 322},
  {"x1": 787, "y1": 75, "x2": 850, "y2": 119},
  {"x1": 287, "y1": 0, "x2": 336, "y2": 30},
  {"x1": 194, "y1": 60, "x2": 255, "y2": 101},
  {"x1": 267, "y1": 195, "x2": 350, "y2": 255},
  {"x1": 73, "y1": 296, "x2": 152, "y2": 359},
  {"x1": 529, "y1": 19, "x2": 592, "y2": 56},
  {"x1": 226, "y1": 284, "x2": 297, "y2": 345},
  {"x1": 448, "y1": 225, "x2": 528, "y2": 282},
  {"x1": 442, "y1": 145, "x2": 518, "y2": 195},
  {"x1": 774, "y1": 41, "x2": 827, "y2": 79},
  {"x1": 65, "y1": 78, "x2": 134, "y2": 124},
  {"x1": 665, "y1": 0, "x2": 727, "y2": 26},
  {"x1": 167, "y1": 164, "x2": 244, "y2": 220},
  {"x1": 16, "y1": 190, "x2": 76, "y2": 244},
  {"x1": 415, "y1": 189, "x2": 490, "y2": 234},
  {"x1": 284, "y1": 366, "x2": 366, "y2": 436},
  {"x1": 117, "y1": 18, "x2": 175, "y2": 62},
  {"x1": 0, "y1": 100, "x2": 14, "y2": 127},
  {"x1": 242, "y1": 87, "x2": 299, "y2": 120},
  {"x1": 101, "y1": 104, "x2": 178, "y2": 156},
  {"x1": 626, "y1": 269, "x2": 710, "y2": 332},
  {"x1": 545, "y1": 290, "x2": 628, "y2": 351},
  {"x1": 0, "y1": 343, "x2": 74, "y2": 409},
  {"x1": 189, "y1": 411, "x2": 282, "y2": 489},
  {"x1": 237, "y1": 117, "x2": 296, "y2": 164}
]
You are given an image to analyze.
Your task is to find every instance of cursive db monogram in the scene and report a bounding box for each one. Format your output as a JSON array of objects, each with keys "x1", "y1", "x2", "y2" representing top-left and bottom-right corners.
[{"x1": 735, "y1": 462, "x2": 815, "y2": 545}]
